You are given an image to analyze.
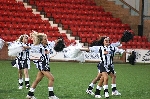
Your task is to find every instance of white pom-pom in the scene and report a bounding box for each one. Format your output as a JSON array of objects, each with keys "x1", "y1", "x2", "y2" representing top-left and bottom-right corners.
[{"x1": 8, "y1": 42, "x2": 23, "y2": 57}]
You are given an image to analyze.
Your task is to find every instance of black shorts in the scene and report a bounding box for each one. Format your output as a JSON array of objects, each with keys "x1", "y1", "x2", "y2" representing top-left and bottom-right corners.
[
  {"x1": 37, "y1": 61, "x2": 50, "y2": 71},
  {"x1": 97, "y1": 62, "x2": 107, "y2": 73},
  {"x1": 97, "y1": 63, "x2": 114, "y2": 74},
  {"x1": 16, "y1": 59, "x2": 30, "y2": 69},
  {"x1": 107, "y1": 65, "x2": 115, "y2": 74}
]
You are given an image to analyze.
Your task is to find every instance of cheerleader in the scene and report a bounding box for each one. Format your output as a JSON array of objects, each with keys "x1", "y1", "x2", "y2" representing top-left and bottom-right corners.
[
  {"x1": 81, "y1": 36, "x2": 128, "y2": 98},
  {"x1": 26, "y1": 32, "x2": 59, "y2": 99},
  {"x1": 13, "y1": 34, "x2": 31, "y2": 89}
]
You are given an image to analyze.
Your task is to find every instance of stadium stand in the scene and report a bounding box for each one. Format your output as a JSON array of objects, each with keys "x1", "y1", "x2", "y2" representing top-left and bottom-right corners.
[
  {"x1": 0, "y1": 0, "x2": 149, "y2": 49},
  {"x1": 0, "y1": 0, "x2": 74, "y2": 46},
  {"x1": 25, "y1": 0, "x2": 149, "y2": 48}
]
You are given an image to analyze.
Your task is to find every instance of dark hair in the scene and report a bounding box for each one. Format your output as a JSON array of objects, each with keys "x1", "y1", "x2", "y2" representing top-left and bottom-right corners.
[
  {"x1": 19, "y1": 35, "x2": 28, "y2": 42},
  {"x1": 90, "y1": 36, "x2": 107, "y2": 47}
]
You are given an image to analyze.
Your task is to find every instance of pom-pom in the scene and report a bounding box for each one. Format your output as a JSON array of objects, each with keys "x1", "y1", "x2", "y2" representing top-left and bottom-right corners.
[
  {"x1": 8, "y1": 42, "x2": 23, "y2": 57},
  {"x1": 54, "y1": 39, "x2": 65, "y2": 52},
  {"x1": 120, "y1": 30, "x2": 133, "y2": 42}
]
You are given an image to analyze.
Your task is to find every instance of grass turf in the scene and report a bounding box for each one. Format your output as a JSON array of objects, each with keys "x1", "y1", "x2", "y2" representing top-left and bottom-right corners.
[{"x1": 0, "y1": 60, "x2": 150, "y2": 99}]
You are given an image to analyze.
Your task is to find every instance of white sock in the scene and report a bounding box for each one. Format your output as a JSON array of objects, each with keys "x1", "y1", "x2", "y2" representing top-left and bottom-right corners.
[
  {"x1": 48, "y1": 87, "x2": 53, "y2": 91},
  {"x1": 18, "y1": 78, "x2": 23, "y2": 83},
  {"x1": 89, "y1": 83, "x2": 95, "y2": 88},
  {"x1": 29, "y1": 88, "x2": 35, "y2": 92},
  {"x1": 103, "y1": 85, "x2": 108, "y2": 90},
  {"x1": 25, "y1": 78, "x2": 29, "y2": 81},
  {"x1": 96, "y1": 85, "x2": 102, "y2": 90},
  {"x1": 111, "y1": 84, "x2": 116, "y2": 88}
]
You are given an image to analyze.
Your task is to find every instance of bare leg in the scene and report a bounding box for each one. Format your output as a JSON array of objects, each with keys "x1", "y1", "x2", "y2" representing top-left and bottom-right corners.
[
  {"x1": 24, "y1": 68, "x2": 29, "y2": 78},
  {"x1": 109, "y1": 72, "x2": 121, "y2": 95},
  {"x1": 86, "y1": 72, "x2": 102, "y2": 96},
  {"x1": 95, "y1": 72, "x2": 109, "y2": 98},
  {"x1": 24, "y1": 68, "x2": 30, "y2": 88},
  {"x1": 26, "y1": 71, "x2": 44, "y2": 98},
  {"x1": 87, "y1": 72, "x2": 102, "y2": 90},
  {"x1": 41, "y1": 71, "x2": 54, "y2": 87},
  {"x1": 109, "y1": 72, "x2": 116, "y2": 84},
  {"x1": 41, "y1": 71, "x2": 58, "y2": 98},
  {"x1": 31, "y1": 71, "x2": 44, "y2": 88},
  {"x1": 18, "y1": 69, "x2": 23, "y2": 79},
  {"x1": 95, "y1": 76, "x2": 104, "y2": 98},
  {"x1": 91, "y1": 72, "x2": 102, "y2": 84},
  {"x1": 18, "y1": 69, "x2": 23, "y2": 89}
]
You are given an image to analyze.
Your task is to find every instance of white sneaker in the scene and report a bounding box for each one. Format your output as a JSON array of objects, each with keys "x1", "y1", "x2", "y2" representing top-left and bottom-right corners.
[
  {"x1": 48, "y1": 95, "x2": 59, "y2": 99},
  {"x1": 104, "y1": 92, "x2": 109, "y2": 98},
  {"x1": 112, "y1": 90, "x2": 121, "y2": 96},
  {"x1": 86, "y1": 89, "x2": 95, "y2": 96},
  {"x1": 18, "y1": 86, "x2": 23, "y2": 89},
  {"x1": 95, "y1": 95, "x2": 102, "y2": 98},
  {"x1": 26, "y1": 84, "x2": 30, "y2": 89},
  {"x1": 26, "y1": 95, "x2": 36, "y2": 99},
  {"x1": 12, "y1": 64, "x2": 17, "y2": 67}
]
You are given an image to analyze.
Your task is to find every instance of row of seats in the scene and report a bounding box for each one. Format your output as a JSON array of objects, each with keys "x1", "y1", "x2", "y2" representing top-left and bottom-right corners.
[
  {"x1": 34, "y1": 0, "x2": 96, "y2": 6},
  {"x1": 0, "y1": 18, "x2": 50, "y2": 28},
  {"x1": 52, "y1": 13, "x2": 115, "y2": 22},
  {"x1": 122, "y1": 42, "x2": 150, "y2": 49},
  {"x1": 79, "y1": 34, "x2": 148, "y2": 43},
  {"x1": 0, "y1": 26, "x2": 59, "y2": 34},
  {"x1": 0, "y1": 32, "x2": 67, "y2": 41},
  {"x1": 0, "y1": 6, "x2": 32, "y2": 12},
  {"x1": 0, "y1": 0, "x2": 22, "y2": 5},
  {"x1": 61, "y1": 21, "x2": 129, "y2": 29},
  {"x1": 70, "y1": 27, "x2": 130, "y2": 34},
  {"x1": 1, "y1": 34, "x2": 71, "y2": 47},
  {"x1": 44, "y1": 8, "x2": 106, "y2": 17},
  {"x1": 38, "y1": 3, "x2": 104, "y2": 12},
  {"x1": 0, "y1": 17, "x2": 50, "y2": 25},
  {"x1": 0, "y1": 11, "x2": 41, "y2": 18}
]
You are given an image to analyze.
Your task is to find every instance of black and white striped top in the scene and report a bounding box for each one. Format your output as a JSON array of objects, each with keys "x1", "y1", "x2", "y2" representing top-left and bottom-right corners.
[
  {"x1": 31, "y1": 41, "x2": 55, "y2": 70},
  {"x1": 89, "y1": 43, "x2": 124, "y2": 68},
  {"x1": 16, "y1": 42, "x2": 30, "y2": 60}
]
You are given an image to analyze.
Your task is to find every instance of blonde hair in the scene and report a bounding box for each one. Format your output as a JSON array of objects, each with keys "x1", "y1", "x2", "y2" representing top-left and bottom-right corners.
[{"x1": 30, "y1": 31, "x2": 47, "y2": 45}]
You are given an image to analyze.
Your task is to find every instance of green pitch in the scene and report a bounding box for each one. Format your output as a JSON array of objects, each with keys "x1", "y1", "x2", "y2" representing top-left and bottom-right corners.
[{"x1": 0, "y1": 60, "x2": 150, "y2": 99}]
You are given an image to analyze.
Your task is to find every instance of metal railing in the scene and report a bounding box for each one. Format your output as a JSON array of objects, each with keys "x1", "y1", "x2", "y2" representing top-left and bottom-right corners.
[{"x1": 119, "y1": 0, "x2": 140, "y2": 15}]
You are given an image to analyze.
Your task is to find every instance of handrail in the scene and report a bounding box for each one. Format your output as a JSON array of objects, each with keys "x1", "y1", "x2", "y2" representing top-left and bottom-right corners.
[{"x1": 119, "y1": 0, "x2": 140, "y2": 14}]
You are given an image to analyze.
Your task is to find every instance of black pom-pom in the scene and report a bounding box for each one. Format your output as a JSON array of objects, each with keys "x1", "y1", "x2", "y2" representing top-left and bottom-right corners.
[
  {"x1": 120, "y1": 30, "x2": 134, "y2": 42},
  {"x1": 54, "y1": 39, "x2": 65, "y2": 52}
]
